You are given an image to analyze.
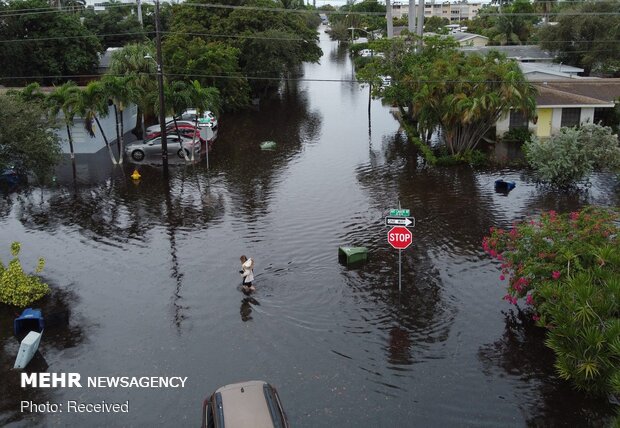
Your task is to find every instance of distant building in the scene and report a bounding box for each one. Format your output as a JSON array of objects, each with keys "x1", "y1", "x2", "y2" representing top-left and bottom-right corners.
[
  {"x1": 447, "y1": 32, "x2": 488, "y2": 47},
  {"x1": 391, "y1": 1, "x2": 482, "y2": 21},
  {"x1": 459, "y1": 45, "x2": 555, "y2": 63},
  {"x1": 392, "y1": 27, "x2": 488, "y2": 46},
  {"x1": 85, "y1": 0, "x2": 157, "y2": 12}
]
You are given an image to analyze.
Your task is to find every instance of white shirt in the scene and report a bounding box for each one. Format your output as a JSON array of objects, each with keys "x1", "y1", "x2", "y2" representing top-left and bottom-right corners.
[{"x1": 242, "y1": 259, "x2": 254, "y2": 283}]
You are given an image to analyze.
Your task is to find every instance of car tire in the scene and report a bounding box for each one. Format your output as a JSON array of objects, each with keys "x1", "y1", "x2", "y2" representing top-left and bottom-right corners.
[
  {"x1": 131, "y1": 150, "x2": 145, "y2": 161},
  {"x1": 178, "y1": 148, "x2": 190, "y2": 159}
]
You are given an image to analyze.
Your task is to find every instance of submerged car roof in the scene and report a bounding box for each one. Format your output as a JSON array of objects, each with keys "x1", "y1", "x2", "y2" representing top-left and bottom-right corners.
[{"x1": 216, "y1": 381, "x2": 280, "y2": 428}]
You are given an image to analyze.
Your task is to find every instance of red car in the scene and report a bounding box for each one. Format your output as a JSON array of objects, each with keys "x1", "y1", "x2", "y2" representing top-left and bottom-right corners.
[{"x1": 146, "y1": 124, "x2": 207, "y2": 144}]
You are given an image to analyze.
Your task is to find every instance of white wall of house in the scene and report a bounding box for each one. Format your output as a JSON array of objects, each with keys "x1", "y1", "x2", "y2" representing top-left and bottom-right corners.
[
  {"x1": 550, "y1": 108, "x2": 562, "y2": 134},
  {"x1": 496, "y1": 114, "x2": 510, "y2": 136},
  {"x1": 57, "y1": 104, "x2": 138, "y2": 154}
]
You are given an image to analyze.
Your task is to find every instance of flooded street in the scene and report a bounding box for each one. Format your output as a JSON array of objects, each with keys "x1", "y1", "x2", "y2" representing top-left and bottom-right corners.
[{"x1": 1, "y1": 32, "x2": 619, "y2": 426}]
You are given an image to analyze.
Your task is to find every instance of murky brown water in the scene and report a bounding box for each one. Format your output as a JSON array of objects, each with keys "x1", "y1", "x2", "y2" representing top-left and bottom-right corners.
[{"x1": 1, "y1": 32, "x2": 619, "y2": 427}]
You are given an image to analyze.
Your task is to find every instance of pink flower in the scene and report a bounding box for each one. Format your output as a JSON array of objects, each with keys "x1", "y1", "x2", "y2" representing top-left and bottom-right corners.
[
  {"x1": 499, "y1": 275, "x2": 505, "y2": 281},
  {"x1": 532, "y1": 314, "x2": 540, "y2": 322},
  {"x1": 526, "y1": 294, "x2": 534, "y2": 305},
  {"x1": 570, "y1": 212, "x2": 579, "y2": 221},
  {"x1": 552, "y1": 271, "x2": 561, "y2": 280}
]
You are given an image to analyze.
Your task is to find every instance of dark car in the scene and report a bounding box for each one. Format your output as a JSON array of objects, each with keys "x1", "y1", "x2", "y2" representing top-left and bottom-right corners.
[{"x1": 202, "y1": 381, "x2": 289, "y2": 428}]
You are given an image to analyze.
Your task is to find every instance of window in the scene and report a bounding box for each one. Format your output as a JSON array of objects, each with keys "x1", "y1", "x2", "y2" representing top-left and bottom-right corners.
[
  {"x1": 509, "y1": 110, "x2": 528, "y2": 130},
  {"x1": 561, "y1": 108, "x2": 581, "y2": 127}
]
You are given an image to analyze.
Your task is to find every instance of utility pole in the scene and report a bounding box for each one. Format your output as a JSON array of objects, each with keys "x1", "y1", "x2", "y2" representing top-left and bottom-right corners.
[
  {"x1": 408, "y1": 0, "x2": 416, "y2": 34},
  {"x1": 386, "y1": 0, "x2": 393, "y2": 38},
  {"x1": 417, "y1": 0, "x2": 424, "y2": 47},
  {"x1": 155, "y1": 0, "x2": 168, "y2": 174},
  {"x1": 137, "y1": 0, "x2": 143, "y2": 26}
]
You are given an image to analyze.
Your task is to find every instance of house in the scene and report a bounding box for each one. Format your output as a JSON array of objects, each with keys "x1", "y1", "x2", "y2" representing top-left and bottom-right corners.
[
  {"x1": 54, "y1": 103, "x2": 138, "y2": 154},
  {"x1": 519, "y1": 62, "x2": 585, "y2": 81},
  {"x1": 496, "y1": 79, "x2": 620, "y2": 139},
  {"x1": 447, "y1": 32, "x2": 488, "y2": 47},
  {"x1": 459, "y1": 45, "x2": 555, "y2": 63}
]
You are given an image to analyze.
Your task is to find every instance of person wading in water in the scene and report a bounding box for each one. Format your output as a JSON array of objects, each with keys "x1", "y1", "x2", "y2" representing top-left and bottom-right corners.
[{"x1": 239, "y1": 255, "x2": 255, "y2": 292}]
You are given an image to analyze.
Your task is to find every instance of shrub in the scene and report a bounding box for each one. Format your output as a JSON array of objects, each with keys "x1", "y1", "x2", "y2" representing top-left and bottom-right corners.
[
  {"x1": 483, "y1": 207, "x2": 620, "y2": 395},
  {"x1": 502, "y1": 127, "x2": 532, "y2": 143},
  {"x1": 523, "y1": 124, "x2": 620, "y2": 188},
  {"x1": 0, "y1": 242, "x2": 50, "y2": 307}
]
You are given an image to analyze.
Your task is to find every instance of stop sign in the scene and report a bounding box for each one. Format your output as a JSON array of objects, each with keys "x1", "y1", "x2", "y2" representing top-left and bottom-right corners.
[{"x1": 388, "y1": 226, "x2": 412, "y2": 250}]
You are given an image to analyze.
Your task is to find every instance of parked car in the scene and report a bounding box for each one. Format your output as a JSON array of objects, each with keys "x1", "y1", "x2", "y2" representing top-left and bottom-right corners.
[
  {"x1": 146, "y1": 124, "x2": 206, "y2": 143},
  {"x1": 201, "y1": 381, "x2": 289, "y2": 428},
  {"x1": 179, "y1": 109, "x2": 218, "y2": 130},
  {"x1": 145, "y1": 120, "x2": 196, "y2": 135},
  {"x1": 124, "y1": 135, "x2": 199, "y2": 162}
]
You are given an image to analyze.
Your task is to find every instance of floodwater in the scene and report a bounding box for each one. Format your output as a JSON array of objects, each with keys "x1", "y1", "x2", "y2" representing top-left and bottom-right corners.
[{"x1": 1, "y1": 32, "x2": 619, "y2": 427}]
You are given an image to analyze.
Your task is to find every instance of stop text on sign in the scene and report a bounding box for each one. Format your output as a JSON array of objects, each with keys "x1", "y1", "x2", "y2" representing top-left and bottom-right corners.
[{"x1": 387, "y1": 226, "x2": 412, "y2": 250}]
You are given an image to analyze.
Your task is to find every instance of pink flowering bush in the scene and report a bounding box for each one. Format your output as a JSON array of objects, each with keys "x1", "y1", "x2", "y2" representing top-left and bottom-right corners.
[{"x1": 483, "y1": 206, "x2": 620, "y2": 395}]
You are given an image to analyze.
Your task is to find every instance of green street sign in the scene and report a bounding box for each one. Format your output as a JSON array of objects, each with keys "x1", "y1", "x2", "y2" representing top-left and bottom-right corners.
[{"x1": 389, "y1": 209, "x2": 410, "y2": 217}]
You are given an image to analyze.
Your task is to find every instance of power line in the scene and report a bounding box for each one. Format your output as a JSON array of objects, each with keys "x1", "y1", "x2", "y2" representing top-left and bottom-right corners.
[{"x1": 0, "y1": 72, "x2": 617, "y2": 85}]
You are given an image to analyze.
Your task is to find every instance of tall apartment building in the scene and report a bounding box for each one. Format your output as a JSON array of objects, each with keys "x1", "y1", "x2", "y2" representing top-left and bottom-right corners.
[{"x1": 391, "y1": 1, "x2": 482, "y2": 22}]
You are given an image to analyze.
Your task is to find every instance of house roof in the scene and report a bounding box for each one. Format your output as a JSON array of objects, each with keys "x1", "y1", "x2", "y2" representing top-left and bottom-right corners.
[
  {"x1": 460, "y1": 45, "x2": 555, "y2": 61},
  {"x1": 539, "y1": 79, "x2": 620, "y2": 104},
  {"x1": 520, "y1": 62, "x2": 584, "y2": 75},
  {"x1": 98, "y1": 47, "x2": 122, "y2": 69},
  {"x1": 533, "y1": 81, "x2": 620, "y2": 108},
  {"x1": 448, "y1": 32, "x2": 488, "y2": 42}
]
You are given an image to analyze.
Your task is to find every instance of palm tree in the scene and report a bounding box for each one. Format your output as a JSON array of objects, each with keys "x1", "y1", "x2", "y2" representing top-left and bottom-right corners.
[
  {"x1": 185, "y1": 80, "x2": 220, "y2": 161},
  {"x1": 108, "y1": 43, "x2": 157, "y2": 138},
  {"x1": 78, "y1": 81, "x2": 118, "y2": 165},
  {"x1": 163, "y1": 81, "x2": 193, "y2": 161},
  {"x1": 101, "y1": 75, "x2": 141, "y2": 164},
  {"x1": 17, "y1": 82, "x2": 47, "y2": 103},
  {"x1": 47, "y1": 82, "x2": 81, "y2": 161}
]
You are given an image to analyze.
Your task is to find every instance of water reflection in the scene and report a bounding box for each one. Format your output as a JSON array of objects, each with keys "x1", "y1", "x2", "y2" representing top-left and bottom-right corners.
[
  {"x1": 0, "y1": 288, "x2": 84, "y2": 425},
  {"x1": 478, "y1": 309, "x2": 617, "y2": 426},
  {"x1": 240, "y1": 296, "x2": 260, "y2": 322}
]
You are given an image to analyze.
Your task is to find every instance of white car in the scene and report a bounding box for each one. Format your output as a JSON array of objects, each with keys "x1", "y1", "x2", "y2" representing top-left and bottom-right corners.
[{"x1": 179, "y1": 109, "x2": 218, "y2": 130}]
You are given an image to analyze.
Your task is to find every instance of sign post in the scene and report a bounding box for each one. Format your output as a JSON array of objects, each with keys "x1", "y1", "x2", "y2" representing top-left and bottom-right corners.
[
  {"x1": 386, "y1": 205, "x2": 415, "y2": 292},
  {"x1": 387, "y1": 226, "x2": 412, "y2": 291}
]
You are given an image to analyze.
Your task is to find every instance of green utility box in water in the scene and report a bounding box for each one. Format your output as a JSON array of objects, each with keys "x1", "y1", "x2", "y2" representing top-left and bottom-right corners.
[{"x1": 338, "y1": 246, "x2": 368, "y2": 264}]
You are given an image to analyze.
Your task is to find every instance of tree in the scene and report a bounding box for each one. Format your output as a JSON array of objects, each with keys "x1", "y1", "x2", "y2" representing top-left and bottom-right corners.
[
  {"x1": 163, "y1": 37, "x2": 249, "y2": 110},
  {"x1": 77, "y1": 81, "x2": 119, "y2": 165},
  {"x1": 424, "y1": 16, "x2": 450, "y2": 33},
  {"x1": 101, "y1": 75, "x2": 141, "y2": 164},
  {"x1": 0, "y1": 93, "x2": 61, "y2": 178},
  {"x1": 484, "y1": 207, "x2": 620, "y2": 396},
  {"x1": 538, "y1": 1, "x2": 620, "y2": 76},
  {"x1": 185, "y1": 80, "x2": 220, "y2": 161},
  {"x1": 47, "y1": 81, "x2": 82, "y2": 161},
  {"x1": 81, "y1": 1, "x2": 146, "y2": 50},
  {"x1": 107, "y1": 42, "x2": 157, "y2": 137},
  {"x1": 0, "y1": 0, "x2": 101, "y2": 85},
  {"x1": 359, "y1": 36, "x2": 536, "y2": 155},
  {"x1": 524, "y1": 124, "x2": 620, "y2": 188},
  {"x1": 168, "y1": 0, "x2": 322, "y2": 98}
]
